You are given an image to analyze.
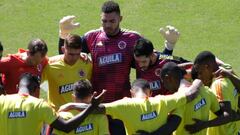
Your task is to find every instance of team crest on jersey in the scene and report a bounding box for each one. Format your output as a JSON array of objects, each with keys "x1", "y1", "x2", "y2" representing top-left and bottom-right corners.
[
  {"x1": 79, "y1": 70, "x2": 85, "y2": 77},
  {"x1": 194, "y1": 98, "x2": 206, "y2": 111},
  {"x1": 141, "y1": 111, "x2": 157, "y2": 121},
  {"x1": 98, "y1": 53, "x2": 122, "y2": 66},
  {"x1": 118, "y1": 41, "x2": 127, "y2": 50},
  {"x1": 96, "y1": 41, "x2": 103, "y2": 46},
  {"x1": 59, "y1": 83, "x2": 74, "y2": 94},
  {"x1": 8, "y1": 111, "x2": 26, "y2": 119},
  {"x1": 75, "y1": 123, "x2": 93, "y2": 133},
  {"x1": 155, "y1": 68, "x2": 161, "y2": 77},
  {"x1": 149, "y1": 80, "x2": 161, "y2": 90}
]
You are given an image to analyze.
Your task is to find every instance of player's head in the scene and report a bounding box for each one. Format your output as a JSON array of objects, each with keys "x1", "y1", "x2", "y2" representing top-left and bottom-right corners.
[
  {"x1": 193, "y1": 51, "x2": 218, "y2": 86},
  {"x1": 101, "y1": 0, "x2": 122, "y2": 36},
  {"x1": 160, "y1": 62, "x2": 185, "y2": 93},
  {"x1": 72, "y1": 79, "x2": 93, "y2": 104},
  {"x1": 0, "y1": 41, "x2": 3, "y2": 60},
  {"x1": 134, "y1": 38, "x2": 154, "y2": 71},
  {"x1": 18, "y1": 73, "x2": 40, "y2": 96},
  {"x1": 27, "y1": 39, "x2": 48, "y2": 66},
  {"x1": 62, "y1": 34, "x2": 82, "y2": 65},
  {"x1": 130, "y1": 79, "x2": 152, "y2": 98}
]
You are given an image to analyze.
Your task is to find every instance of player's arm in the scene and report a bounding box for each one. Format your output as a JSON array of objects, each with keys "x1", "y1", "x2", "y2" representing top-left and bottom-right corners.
[
  {"x1": 185, "y1": 79, "x2": 203, "y2": 102},
  {"x1": 50, "y1": 90, "x2": 105, "y2": 133},
  {"x1": 214, "y1": 68, "x2": 240, "y2": 93},
  {"x1": 185, "y1": 103, "x2": 239, "y2": 134},
  {"x1": 58, "y1": 15, "x2": 90, "y2": 54},
  {"x1": 0, "y1": 57, "x2": 13, "y2": 94},
  {"x1": 136, "y1": 114, "x2": 181, "y2": 135}
]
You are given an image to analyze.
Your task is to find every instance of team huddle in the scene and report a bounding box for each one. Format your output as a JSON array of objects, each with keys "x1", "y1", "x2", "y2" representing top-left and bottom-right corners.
[{"x1": 0, "y1": 1, "x2": 240, "y2": 135}]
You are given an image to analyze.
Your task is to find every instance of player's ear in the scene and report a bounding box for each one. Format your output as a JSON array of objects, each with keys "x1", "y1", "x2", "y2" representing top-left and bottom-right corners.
[
  {"x1": 130, "y1": 89, "x2": 135, "y2": 97},
  {"x1": 61, "y1": 46, "x2": 65, "y2": 53},
  {"x1": 119, "y1": 15, "x2": 122, "y2": 22}
]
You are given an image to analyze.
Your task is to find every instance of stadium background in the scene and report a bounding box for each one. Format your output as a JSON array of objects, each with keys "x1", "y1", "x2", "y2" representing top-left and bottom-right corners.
[{"x1": 0, "y1": 0, "x2": 240, "y2": 98}]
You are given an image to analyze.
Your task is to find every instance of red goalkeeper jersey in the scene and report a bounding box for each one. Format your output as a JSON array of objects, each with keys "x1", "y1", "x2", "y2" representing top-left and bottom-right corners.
[{"x1": 84, "y1": 28, "x2": 141, "y2": 102}]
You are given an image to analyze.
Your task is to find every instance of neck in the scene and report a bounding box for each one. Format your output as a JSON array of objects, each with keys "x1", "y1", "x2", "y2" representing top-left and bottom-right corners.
[
  {"x1": 106, "y1": 28, "x2": 121, "y2": 37},
  {"x1": 63, "y1": 56, "x2": 76, "y2": 66},
  {"x1": 18, "y1": 87, "x2": 30, "y2": 95},
  {"x1": 25, "y1": 57, "x2": 34, "y2": 66}
]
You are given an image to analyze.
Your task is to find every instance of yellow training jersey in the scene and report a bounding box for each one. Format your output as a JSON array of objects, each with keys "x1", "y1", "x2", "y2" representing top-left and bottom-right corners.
[
  {"x1": 0, "y1": 94, "x2": 57, "y2": 135},
  {"x1": 173, "y1": 86, "x2": 220, "y2": 135},
  {"x1": 104, "y1": 91, "x2": 187, "y2": 135},
  {"x1": 42, "y1": 54, "x2": 92, "y2": 110},
  {"x1": 207, "y1": 77, "x2": 239, "y2": 135},
  {"x1": 53, "y1": 110, "x2": 109, "y2": 135}
]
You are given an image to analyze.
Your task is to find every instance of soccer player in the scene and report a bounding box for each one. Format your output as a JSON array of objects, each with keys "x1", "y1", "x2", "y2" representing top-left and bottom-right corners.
[
  {"x1": 57, "y1": 1, "x2": 179, "y2": 103},
  {"x1": 58, "y1": 78, "x2": 203, "y2": 135},
  {"x1": 134, "y1": 38, "x2": 190, "y2": 96},
  {"x1": 0, "y1": 39, "x2": 48, "y2": 97},
  {"x1": 52, "y1": 79, "x2": 109, "y2": 135},
  {"x1": 42, "y1": 34, "x2": 92, "y2": 110},
  {"x1": 0, "y1": 41, "x2": 4, "y2": 95},
  {"x1": 0, "y1": 73, "x2": 105, "y2": 135},
  {"x1": 193, "y1": 51, "x2": 239, "y2": 135}
]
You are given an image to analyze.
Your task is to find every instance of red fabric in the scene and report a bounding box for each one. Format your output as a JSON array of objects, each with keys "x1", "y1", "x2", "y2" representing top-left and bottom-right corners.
[
  {"x1": 0, "y1": 49, "x2": 46, "y2": 97},
  {"x1": 85, "y1": 29, "x2": 141, "y2": 102}
]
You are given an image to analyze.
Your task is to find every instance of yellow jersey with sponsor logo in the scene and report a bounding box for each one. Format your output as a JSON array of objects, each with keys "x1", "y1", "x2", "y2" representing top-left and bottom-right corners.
[
  {"x1": 0, "y1": 94, "x2": 57, "y2": 135},
  {"x1": 53, "y1": 110, "x2": 109, "y2": 135},
  {"x1": 173, "y1": 86, "x2": 220, "y2": 135},
  {"x1": 207, "y1": 78, "x2": 239, "y2": 135},
  {"x1": 42, "y1": 54, "x2": 92, "y2": 110},
  {"x1": 104, "y1": 91, "x2": 187, "y2": 135}
]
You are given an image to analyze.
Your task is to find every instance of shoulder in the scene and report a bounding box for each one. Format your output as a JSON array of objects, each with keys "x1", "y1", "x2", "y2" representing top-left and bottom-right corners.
[
  {"x1": 121, "y1": 28, "x2": 141, "y2": 37},
  {"x1": 84, "y1": 28, "x2": 103, "y2": 37}
]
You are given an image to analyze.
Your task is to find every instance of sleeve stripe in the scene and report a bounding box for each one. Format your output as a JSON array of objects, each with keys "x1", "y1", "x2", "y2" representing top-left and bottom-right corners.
[{"x1": 215, "y1": 80, "x2": 224, "y2": 101}]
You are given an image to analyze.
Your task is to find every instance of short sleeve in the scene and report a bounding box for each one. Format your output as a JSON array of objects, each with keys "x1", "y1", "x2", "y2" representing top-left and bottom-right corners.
[
  {"x1": 104, "y1": 98, "x2": 129, "y2": 119},
  {"x1": 0, "y1": 57, "x2": 13, "y2": 73},
  {"x1": 208, "y1": 88, "x2": 221, "y2": 113},
  {"x1": 211, "y1": 78, "x2": 230, "y2": 102},
  {"x1": 98, "y1": 115, "x2": 110, "y2": 135}
]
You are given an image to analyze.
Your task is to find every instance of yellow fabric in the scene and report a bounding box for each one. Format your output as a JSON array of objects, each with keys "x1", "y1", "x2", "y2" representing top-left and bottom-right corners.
[
  {"x1": 0, "y1": 94, "x2": 57, "y2": 135},
  {"x1": 42, "y1": 55, "x2": 92, "y2": 110},
  {"x1": 207, "y1": 78, "x2": 239, "y2": 135},
  {"x1": 173, "y1": 86, "x2": 220, "y2": 135},
  {"x1": 53, "y1": 110, "x2": 109, "y2": 135},
  {"x1": 104, "y1": 92, "x2": 187, "y2": 135}
]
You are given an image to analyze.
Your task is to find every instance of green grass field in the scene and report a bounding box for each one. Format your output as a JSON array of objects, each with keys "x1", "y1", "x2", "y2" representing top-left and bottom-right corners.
[{"x1": 1, "y1": 0, "x2": 240, "y2": 99}]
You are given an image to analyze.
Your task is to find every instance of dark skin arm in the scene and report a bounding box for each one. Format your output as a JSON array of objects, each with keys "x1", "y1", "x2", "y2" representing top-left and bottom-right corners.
[
  {"x1": 136, "y1": 115, "x2": 181, "y2": 135},
  {"x1": 185, "y1": 101, "x2": 238, "y2": 134},
  {"x1": 50, "y1": 90, "x2": 106, "y2": 133}
]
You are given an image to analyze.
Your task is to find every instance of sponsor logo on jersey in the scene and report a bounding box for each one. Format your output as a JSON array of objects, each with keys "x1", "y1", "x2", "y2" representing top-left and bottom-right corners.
[
  {"x1": 149, "y1": 80, "x2": 161, "y2": 90},
  {"x1": 75, "y1": 123, "x2": 93, "y2": 133},
  {"x1": 194, "y1": 98, "x2": 206, "y2": 111},
  {"x1": 8, "y1": 111, "x2": 26, "y2": 119},
  {"x1": 118, "y1": 41, "x2": 127, "y2": 49},
  {"x1": 59, "y1": 83, "x2": 74, "y2": 94},
  {"x1": 155, "y1": 68, "x2": 161, "y2": 77},
  {"x1": 79, "y1": 70, "x2": 85, "y2": 77},
  {"x1": 98, "y1": 53, "x2": 122, "y2": 66},
  {"x1": 141, "y1": 111, "x2": 157, "y2": 121}
]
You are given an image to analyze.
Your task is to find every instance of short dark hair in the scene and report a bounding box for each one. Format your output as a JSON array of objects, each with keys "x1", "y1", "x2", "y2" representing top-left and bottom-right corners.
[
  {"x1": 28, "y1": 39, "x2": 48, "y2": 56},
  {"x1": 131, "y1": 79, "x2": 150, "y2": 90},
  {"x1": 194, "y1": 51, "x2": 216, "y2": 65},
  {"x1": 19, "y1": 73, "x2": 40, "y2": 93},
  {"x1": 64, "y1": 34, "x2": 82, "y2": 49},
  {"x1": 0, "y1": 41, "x2": 3, "y2": 51},
  {"x1": 101, "y1": 0, "x2": 120, "y2": 15},
  {"x1": 73, "y1": 79, "x2": 93, "y2": 99},
  {"x1": 161, "y1": 62, "x2": 185, "y2": 80},
  {"x1": 134, "y1": 38, "x2": 154, "y2": 57}
]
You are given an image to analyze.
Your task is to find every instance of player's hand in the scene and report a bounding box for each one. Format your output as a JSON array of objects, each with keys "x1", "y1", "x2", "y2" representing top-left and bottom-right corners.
[
  {"x1": 160, "y1": 25, "x2": 180, "y2": 50},
  {"x1": 59, "y1": 15, "x2": 80, "y2": 39},
  {"x1": 80, "y1": 53, "x2": 92, "y2": 64},
  {"x1": 185, "y1": 118, "x2": 206, "y2": 134},
  {"x1": 91, "y1": 89, "x2": 106, "y2": 107},
  {"x1": 136, "y1": 130, "x2": 151, "y2": 135},
  {"x1": 213, "y1": 68, "x2": 233, "y2": 79}
]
